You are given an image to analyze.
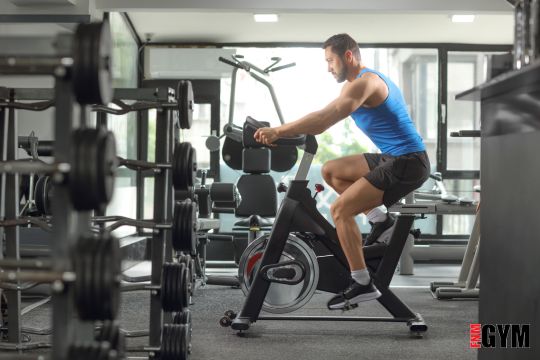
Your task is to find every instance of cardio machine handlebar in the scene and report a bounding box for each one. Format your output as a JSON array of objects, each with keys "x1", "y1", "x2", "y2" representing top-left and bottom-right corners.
[
  {"x1": 218, "y1": 56, "x2": 249, "y2": 71},
  {"x1": 243, "y1": 116, "x2": 306, "y2": 147},
  {"x1": 219, "y1": 56, "x2": 295, "y2": 75}
]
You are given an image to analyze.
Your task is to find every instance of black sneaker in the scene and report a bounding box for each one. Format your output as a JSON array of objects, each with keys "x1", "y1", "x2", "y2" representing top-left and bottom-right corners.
[
  {"x1": 327, "y1": 279, "x2": 382, "y2": 310},
  {"x1": 364, "y1": 213, "x2": 395, "y2": 246}
]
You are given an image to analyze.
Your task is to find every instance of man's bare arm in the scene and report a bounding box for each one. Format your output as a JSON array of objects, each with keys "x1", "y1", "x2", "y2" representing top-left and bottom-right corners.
[{"x1": 276, "y1": 75, "x2": 380, "y2": 137}]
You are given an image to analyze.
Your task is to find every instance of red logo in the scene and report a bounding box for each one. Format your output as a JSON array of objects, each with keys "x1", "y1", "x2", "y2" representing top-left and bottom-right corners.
[{"x1": 470, "y1": 323, "x2": 481, "y2": 349}]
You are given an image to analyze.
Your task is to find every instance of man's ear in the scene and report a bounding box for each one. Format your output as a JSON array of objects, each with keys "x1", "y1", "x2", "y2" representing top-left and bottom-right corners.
[{"x1": 345, "y1": 50, "x2": 353, "y2": 63}]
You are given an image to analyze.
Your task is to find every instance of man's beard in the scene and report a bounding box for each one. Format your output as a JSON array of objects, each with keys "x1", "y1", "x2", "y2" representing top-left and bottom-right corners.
[
  {"x1": 335, "y1": 68, "x2": 347, "y2": 83},
  {"x1": 335, "y1": 57, "x2": 347, "y2": 83}
]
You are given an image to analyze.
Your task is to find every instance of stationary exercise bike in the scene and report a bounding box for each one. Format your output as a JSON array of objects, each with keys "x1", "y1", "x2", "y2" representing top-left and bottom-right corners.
[{"x1": 220, "y1": 117, "x2": 428, "y2": 336}]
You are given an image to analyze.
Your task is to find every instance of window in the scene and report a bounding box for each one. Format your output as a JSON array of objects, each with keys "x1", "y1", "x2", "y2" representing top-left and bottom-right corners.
[
  {"x1": 184, "y1": 103, "x2": 212, "y2": 170},
  {"x1": 218, "y1": 47, "x2": 439, "y2": 232},
  {"x1": 105, "y1": 13, "x2": 139, "y2": 237},
  {"x1": 446, "y1": 52, "x2": 485, "y2": 172},
  {"x1": 442, "y1": 49, "x2": 508, "y2": 177}
]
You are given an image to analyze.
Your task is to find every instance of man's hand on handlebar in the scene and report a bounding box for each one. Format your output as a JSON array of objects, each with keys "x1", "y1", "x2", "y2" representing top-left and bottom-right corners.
[{"x1": 254, "y1": 127, "x2": 280, "y2": 146}]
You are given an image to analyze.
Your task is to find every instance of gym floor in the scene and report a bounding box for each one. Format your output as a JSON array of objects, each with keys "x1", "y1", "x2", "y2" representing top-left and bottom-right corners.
[{"x1": 23, "y1": 263, "x2": 477, "y2": 360}]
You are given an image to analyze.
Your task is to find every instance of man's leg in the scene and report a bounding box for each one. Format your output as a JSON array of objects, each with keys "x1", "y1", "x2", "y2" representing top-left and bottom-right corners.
[
  {"x1": 330, "y1": 177, "x2": 384, "y2": 270},
  {"x1": 322, "y1": 155, "x2": 393, "y2": 245},
  {"x1": 321, "y1": 154, "x2": 371, "y2": 194},
  {"x1": 327, "y1": 177, "x2": 385, "y2": 309}
]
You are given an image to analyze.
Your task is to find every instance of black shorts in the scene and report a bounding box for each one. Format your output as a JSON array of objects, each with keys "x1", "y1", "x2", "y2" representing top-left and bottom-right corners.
[{"x1": 364, "y1": 151, "x2": 430, "y2": 207}]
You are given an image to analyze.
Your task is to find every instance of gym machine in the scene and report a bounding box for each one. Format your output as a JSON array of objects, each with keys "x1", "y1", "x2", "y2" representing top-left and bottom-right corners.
[
  {"x1": 425, "y1": 127, "x2": 482, "y2": 299},
  {"x1": 220, "y1": 117, "x2": 428, "y2": 337}
]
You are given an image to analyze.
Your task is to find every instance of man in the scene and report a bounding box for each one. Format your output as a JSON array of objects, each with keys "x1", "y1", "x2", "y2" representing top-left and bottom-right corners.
[{"x1": 254, "y1": 33, "x2": 430, "y2": 309}]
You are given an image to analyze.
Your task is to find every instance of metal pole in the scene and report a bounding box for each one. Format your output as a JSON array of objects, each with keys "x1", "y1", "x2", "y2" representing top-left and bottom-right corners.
[
  {"x1": 5, "y1": 106, "x2": 21, "y2": 343},
  {"x1": 148, "y1": 106, "x2": 171, "y2": 346},
  {"x1": 50, "y1": 75, "x2": 73, "y2": 360},
  {"x1": 0, "y1": 107, "x2": 6, "y2": 330}
]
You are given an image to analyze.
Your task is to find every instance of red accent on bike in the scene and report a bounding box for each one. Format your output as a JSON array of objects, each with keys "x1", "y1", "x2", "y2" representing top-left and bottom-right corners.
[
  {"x1": 246, "y1": 252, "x2": 264, "y2": 276},
  {"x1": 315, "y1": 184, "x2": 325, "y2": 192}
]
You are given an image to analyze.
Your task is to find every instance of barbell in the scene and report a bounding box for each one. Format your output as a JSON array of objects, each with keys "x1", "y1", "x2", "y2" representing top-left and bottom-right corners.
[
  {"x1": 0, "y1": 128, "x2": 117, "y2": 212},
  {"x1": 0, "y1": 233, "x2": 121, "y2": 321}
]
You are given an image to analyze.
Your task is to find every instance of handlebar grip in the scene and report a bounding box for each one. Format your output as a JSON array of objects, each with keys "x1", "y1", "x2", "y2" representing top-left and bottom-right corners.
[
  {"x1": 243, "y1": 116, "x2": 306, "y2": 147},
  {"x1": 269, "y1": 62, "x2": 296, "y2": 72},
  {"x1": 450, "y1": 130, "x2": 481, "y2": 138},
  {"x1": 430, "y1": 172, "x2": 443, "y2": 181},
  {"x1": 274, "y1": 135, "x2": 306, "y2": 146},
  {"x1": 218, "y1": 56, "x2": 244, "y2": 70}
]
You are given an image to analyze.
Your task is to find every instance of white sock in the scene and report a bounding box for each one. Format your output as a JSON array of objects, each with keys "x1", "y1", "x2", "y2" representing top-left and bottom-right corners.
[
  {"x1": 366, "y1": 207, "x2": 387, "y2": 223},
  {"x1": 351, "y1": 268, "x2": 370, "y2": 285}
]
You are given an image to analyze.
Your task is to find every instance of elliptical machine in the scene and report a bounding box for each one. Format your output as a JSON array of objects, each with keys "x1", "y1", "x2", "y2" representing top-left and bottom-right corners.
[{"x1": 220, "y1": 117, "x2": 428, "y2": 336}]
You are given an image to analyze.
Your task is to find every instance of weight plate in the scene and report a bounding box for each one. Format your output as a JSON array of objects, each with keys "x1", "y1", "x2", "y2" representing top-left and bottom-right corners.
[
  {"x1": 172, "y1": 200, "x2": 198, "y2": 255},
  {"x1": 161, "y1": 263, "x2": 171, "y2": 312},
  {"x1": 181, "y1": 324, "x2": 188, "y2": 360},
  {"x1": 171, "y1": 263, "x2": 183, "y2": 311},
  {"x1": 189, "y1": 202, "x2": 197, "y2": 255},
  {"x1": 70, "y1": 129, "x2": 117, "y2": 212},
  {"x1": 181, "y1": 202, "x2": 192, "y2": 254},
  {"x1": 170, "y1": 264, "x2": 179, "y2": 312},
  {"x1": 172, "y1": 142, "x2": 192, "y2": 190},
  {"x1": 170, "y1": 324, "x2": 178, "y2": 360},
  {"x1": 181, "y1": 263, "x2": 190, "y2": 308},
  {"x1": 173, "y1": 309, "x2": 191, "y2": 327},
  {"x1": 171, "y1": 202, "x2": 185, "y2": 251},
  {"x1": 181, "y1": 254, "x2": 191, "y2": 266},
  {"x1": 162, "y1": 324, "x2": 187, "y2": 360},
  {"x1": 177, "y1": 80, "x2": 194, "y2": 130},
  {"x1": 161, "y1": 324, "x2": 172, "y2": 360},
  {"x1": 95, "y1": 321, "x2": 124, "y2": 358},
  {"x1": 92, "y1": 236, "x2": 106, "y2": 320},
  {"x1": 181, "y1": 324, "x2": 190, "y2": 359},
  {"x1": 69, "y1": 129, "x2": 88, "y2": 209},
  {"x1": 72, "y1": 21, "x2": 113, "y2": 105},
  {"x1": 102, "y1": 233, "x2": 121, "y2": 320},
  {"x1": 189, "y1": 146, "x2": 197, "y2": 189},
  {"x1": 165, "y1": 264, "x2": 174, "y2": 312},
  {"x1": 189, "y1": 258, "x2": 196, "y2": 286},
  {"x1": 173, "y1": 323, "x2": 181, "y2": 360},
  {"x1": 178, "y1": 263, "x2": 188, "y2": 310},
  {"x1": 70, "y1": 129, "x2": 100, "y2": 211},
  {"x1": 96, "y1": 130, "x2": 117, "y2": 207},
  {"x1": 162, "y1": 263, "x2": 183, "y2": 312},
  {"x1": 177, "y1": 254, "x2": 187, "y2": 265},
  {"x1": 34, "y1": 176, "x2": 53, "y2": 216}
]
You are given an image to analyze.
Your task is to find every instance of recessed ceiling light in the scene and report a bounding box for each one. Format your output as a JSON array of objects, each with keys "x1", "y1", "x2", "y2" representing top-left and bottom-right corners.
[
  {"x1": 254, "y1": 14, "x2": 279, "y2": 23},
  {"x1": 451, "y1": 15, "x2": 475, "y2": 23}
]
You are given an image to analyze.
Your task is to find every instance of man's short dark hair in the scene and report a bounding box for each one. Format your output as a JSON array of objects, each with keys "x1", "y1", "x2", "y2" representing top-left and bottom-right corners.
[{"x1": 322, "y1": 33, "x2": 361, "y2": 61}]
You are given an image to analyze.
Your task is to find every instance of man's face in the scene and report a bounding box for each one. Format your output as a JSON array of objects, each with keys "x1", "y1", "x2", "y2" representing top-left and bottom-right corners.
[{"x1": 325, "y1": 47, "x2": 347, "y2": 83}]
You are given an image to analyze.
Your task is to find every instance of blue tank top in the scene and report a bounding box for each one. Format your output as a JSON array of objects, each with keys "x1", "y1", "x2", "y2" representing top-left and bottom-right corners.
[{"x1": 350, "y1": 68, "x2": 425, "y2": 156}]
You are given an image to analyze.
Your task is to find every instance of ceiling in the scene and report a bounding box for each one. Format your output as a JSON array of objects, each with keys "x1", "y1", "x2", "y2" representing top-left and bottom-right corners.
[
  {"x1": 96, "y1": 0, "x2": 512, "y2": 13},
  {"x1": 0, "y1": 0, "x2": 515, "y2": 44},
  {"x1": 127, "y1": 12, "x2": 514, "y2": 44},
  {"x1": 106, "y1": 0, "x2": 515, "y2": 44}
]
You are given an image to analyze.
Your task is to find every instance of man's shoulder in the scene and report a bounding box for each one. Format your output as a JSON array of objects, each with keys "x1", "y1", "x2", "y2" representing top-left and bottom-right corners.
[
  {"x1": 358, "y1": 71, "x2": 384, "y2": 84},
  {"x1": 345, "y1": 72, "x2": 382, "y2": 92}
]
